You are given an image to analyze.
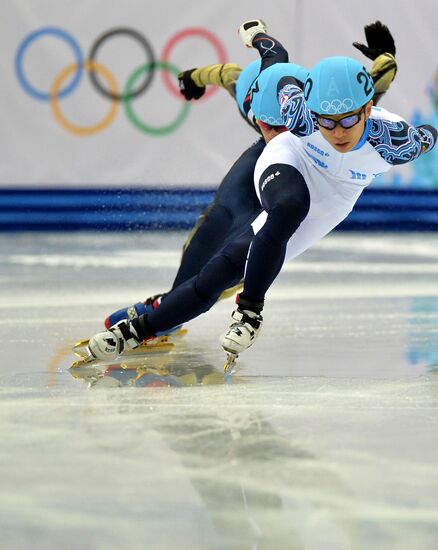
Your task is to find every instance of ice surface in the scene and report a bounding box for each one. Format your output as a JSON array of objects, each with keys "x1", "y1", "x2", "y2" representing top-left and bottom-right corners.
[{"x1": 1, "y1": 232, "x2": 438, "y2": 549}]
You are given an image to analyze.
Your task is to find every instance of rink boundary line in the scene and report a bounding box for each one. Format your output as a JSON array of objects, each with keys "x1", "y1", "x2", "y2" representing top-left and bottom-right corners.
[
  {"x1": 316, "y1": 236, "x2": 438, "y2": 258},
  {"x1": 2, "y1": 284, "x2": 438, "y2": 309},
  {"x1": 5, "y1": 253, "x2": 438, "y2": 274}
]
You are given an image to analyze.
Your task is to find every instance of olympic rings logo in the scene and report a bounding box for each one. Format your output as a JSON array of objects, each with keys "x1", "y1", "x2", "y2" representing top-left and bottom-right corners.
[
  {"x1": 320, "y1": 98, "x2": 354, "y2": 114},
  {"x1": 15, "y1": 26, "x2": 227, "y2": 136}
]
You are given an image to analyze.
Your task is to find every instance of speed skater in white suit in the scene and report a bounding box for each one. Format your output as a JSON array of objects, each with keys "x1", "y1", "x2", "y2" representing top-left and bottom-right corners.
[
  {"x1": 104, "y1": 20, "x2": 398, "y2": 329},
  {"x1": 88, "y1": 20, "x2": 437, "y2": 362}
]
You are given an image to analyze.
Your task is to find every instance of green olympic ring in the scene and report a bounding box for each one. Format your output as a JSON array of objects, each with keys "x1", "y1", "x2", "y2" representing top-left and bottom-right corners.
[
  {"x1": 16, "y1": 27, "x2": 227, "y2": 136},
  {"x1": 124, "y1": 61, "x2": 190, "y2": 136}
]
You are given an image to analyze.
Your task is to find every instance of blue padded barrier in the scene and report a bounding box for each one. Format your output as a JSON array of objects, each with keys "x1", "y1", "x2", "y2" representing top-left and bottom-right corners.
[{"x1": 0, "y1": 187, "x2": 437, "y2": 231}]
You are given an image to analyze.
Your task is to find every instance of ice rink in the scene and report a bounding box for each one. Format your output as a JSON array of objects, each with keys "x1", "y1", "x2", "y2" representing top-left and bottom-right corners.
[{"x1": 2, "y1": 231, "x2": 438, "y2": 549}]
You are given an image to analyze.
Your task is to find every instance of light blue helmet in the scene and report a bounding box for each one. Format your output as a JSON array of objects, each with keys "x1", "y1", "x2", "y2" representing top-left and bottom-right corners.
[
  {"x1": 304, "y1": 56, "x2": 374, "y2": 115},
  {"x1": 250, "y1": 62, "x2": 309, "y2": 125},
  {"x1": 236, "y1": 59, "x2": 262, "y2": 115}
]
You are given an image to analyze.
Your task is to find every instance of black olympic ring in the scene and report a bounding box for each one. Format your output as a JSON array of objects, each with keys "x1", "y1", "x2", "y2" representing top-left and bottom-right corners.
[
  {"x1": 88, "y1": 27, "x2": 156, "y2": 102},
  {"x1": 16, "y1": 25, "x2": 227, "y2": 135}
]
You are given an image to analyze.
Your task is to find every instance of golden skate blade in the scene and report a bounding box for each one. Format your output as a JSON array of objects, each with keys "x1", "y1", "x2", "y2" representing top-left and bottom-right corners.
[
  {"x1": 71, "y1": 331, "x2": 186, "y2": 366},
  {"x1": 218, "y1": 282, "x2": 243, "y2": 302},
  {"x1": 127, "y1": 339, "x2": 174, "y2": 354},
  {"x1": 73, "y1": 339, "x2": 92, "y2": 358},
  {"x1": 72, "y1": 328, "x2": 187, "y2": 357},
  {"x1": 170, "y1": 327, "x2": 188, "y2": 339},
  {"x1": 224, "y1": 352, "x2": 238, "y2": 373},
  {"x1": 70, "y1": 352, "x2": 96, "y2": 368}
]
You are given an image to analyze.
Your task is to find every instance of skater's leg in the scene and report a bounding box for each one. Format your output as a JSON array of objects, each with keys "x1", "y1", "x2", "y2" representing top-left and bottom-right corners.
[
  {"x1": 241, "y1": 164, "x2": 310, "y2": 303},
  {"x1": 103, "y1": 139, "x2": 264, "y2": 328},
  {"x1": 88, "y1": 229, "x2": 254, "y2": 361},
  {"x1": 132, "y1": 229, "x2": 253, "y2": 338},
  {"x1": 220, "y1": 165, "x2": 310, "y2": 355},
  {"x1": 171, "y1": 139, "x2": 264, "y2": 289},
  {"x1": 170, "y1": 203, "x2": 233, "y2": 289}
]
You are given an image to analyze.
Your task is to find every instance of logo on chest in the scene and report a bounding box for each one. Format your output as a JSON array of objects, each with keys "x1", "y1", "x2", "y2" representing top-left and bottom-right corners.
[
  {"x1": 349, "y1": 170, "x2": 367, "y2": 180},
  {"x1": 304, "y1": 150, "x2": 328, "y2": 169},
  {"x1": 306, "y1": 141, "x2": 329, "y2": 157}
]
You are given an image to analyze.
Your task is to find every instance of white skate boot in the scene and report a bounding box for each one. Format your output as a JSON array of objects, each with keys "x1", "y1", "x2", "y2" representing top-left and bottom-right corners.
[
  {"x1": 220, "y1": 308, "x2": 263, "y2": 355},
  {"x1": 88, "y1": 320, "x2": 141, "y2": 361}
]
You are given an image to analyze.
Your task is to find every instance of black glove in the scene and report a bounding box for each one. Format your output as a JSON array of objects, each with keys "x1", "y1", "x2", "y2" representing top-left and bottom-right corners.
[
  {"x1": 177, "y1": 69, "x2": 206, "y2": 100},
  {"x1": 353, "y1": 20, "x2": 396, "y2": 60}
]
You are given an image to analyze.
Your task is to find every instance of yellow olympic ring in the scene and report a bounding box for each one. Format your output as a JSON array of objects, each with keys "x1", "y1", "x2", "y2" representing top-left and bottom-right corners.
[{"x1": 50, "y1": 60, "x2": 119, "y2": 136}]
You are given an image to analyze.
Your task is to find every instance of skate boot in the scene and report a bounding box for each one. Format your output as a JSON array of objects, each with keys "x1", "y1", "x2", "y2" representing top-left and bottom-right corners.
[
  {"x1": 104, "y1": 294, "x2": 164, "y2": 329},
  {"x1": 88, "y1": 320, "x2": 142, "y2": 361},
  {"x1": 220, "y1": 295, "x2": 264, "y2": 355},
  {"x1": 104, "y1": 294, "x2": 181, "y2": 338}
]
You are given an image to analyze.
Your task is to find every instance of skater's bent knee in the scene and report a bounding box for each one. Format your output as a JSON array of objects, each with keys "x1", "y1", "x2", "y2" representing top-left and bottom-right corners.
[
  {"x1": 264, "y1": 200, "x2": 309, "y2": 242},
  {"x1": 195, "y1": 255, "x2": 243, "y2": 300}
]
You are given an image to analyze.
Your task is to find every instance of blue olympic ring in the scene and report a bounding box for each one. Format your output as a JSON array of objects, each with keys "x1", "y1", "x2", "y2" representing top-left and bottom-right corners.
[{"x1": 15, "y1": 27, "x2": 84, "y2": 101}]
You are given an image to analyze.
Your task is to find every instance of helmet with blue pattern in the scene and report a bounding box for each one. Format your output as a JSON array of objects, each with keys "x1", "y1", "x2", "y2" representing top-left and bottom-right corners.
[
  {"x1": 235, "y1": 59, "x2": 262, "y2": 115},
  {"x1": 249, "y1": 62, "x2": 309, "y2": 126},
  {"x1": 304, "y1": 56, "x2": 374, "y2": 115}
]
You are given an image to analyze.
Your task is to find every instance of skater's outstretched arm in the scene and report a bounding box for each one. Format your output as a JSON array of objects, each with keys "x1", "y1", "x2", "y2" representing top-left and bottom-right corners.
[
  {"x1": 177, "y1": 63, "x2": 243, "y2": 101},
  {"x1": 239, "y1": 19, "x2": 289, "y2": 70},
  {"x1": 246, "y1": 19, "x2": 399, "y2": 106},
  {"x1": 353, "y1": 20, "x2": 398, "y2": 105}
]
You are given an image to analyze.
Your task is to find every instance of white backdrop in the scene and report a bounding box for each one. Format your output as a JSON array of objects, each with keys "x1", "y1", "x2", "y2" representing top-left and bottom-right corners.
[{"x1": 1, "y1": 0, "x2": 436, "y2": 188}]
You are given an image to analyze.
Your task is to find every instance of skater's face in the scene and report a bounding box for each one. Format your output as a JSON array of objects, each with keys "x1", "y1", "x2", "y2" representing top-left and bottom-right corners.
[{"x1": 317, "y1": 100, "x2": 373, "y2": 153}]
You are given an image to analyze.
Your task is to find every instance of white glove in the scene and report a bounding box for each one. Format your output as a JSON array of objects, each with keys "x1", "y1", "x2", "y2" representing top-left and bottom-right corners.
[{"x1": 238, "y1": 19, "x2": 267, "y2": 48}]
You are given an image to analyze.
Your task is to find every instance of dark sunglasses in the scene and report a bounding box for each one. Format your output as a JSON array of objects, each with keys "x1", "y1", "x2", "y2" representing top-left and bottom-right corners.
[{"x1": 316, "y1": 106, "x2": 365, "y2": 131}]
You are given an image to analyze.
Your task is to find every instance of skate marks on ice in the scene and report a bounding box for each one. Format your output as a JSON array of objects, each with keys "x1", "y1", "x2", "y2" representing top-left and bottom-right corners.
[
  {"x1": 2, "y1": 233, "x2": 438, "y2": 547},
  {"x1": 1, "y1": 375, "x2": 438, "y2": 549}
]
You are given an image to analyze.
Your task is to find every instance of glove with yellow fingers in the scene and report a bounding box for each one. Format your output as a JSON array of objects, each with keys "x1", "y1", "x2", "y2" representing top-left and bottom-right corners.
[
  {"x1": 238, "y1": 19, "x2": 267, "y2": 48},
  {"x1": 353, "y1": 20, "x2": 397, "y2": 105},
  {"x1": 177, "y1": 69, "x2": 206, "y2": 100}
]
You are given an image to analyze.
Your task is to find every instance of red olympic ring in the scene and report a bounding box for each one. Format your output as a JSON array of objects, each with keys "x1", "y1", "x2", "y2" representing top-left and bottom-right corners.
[{"x1": 161, "y1": 27, "x2": 227, "y2": 100}]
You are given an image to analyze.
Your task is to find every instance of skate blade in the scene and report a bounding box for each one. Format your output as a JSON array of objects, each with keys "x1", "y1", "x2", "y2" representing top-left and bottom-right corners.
[
  {"x1": 73, "y1": 336, "x2": 174, "y2": 359},
  {"x1": 73, "y1": 339, "x2": 91, "y2": 358},
  {"x1": 218, "y1": 282, "x2": 243, "y2": 302},
  {"x1": 223, "y1": 352, "x2": 238, "y2": 373},
  {"x1": 70, "y1": 349, "x2": 96, "y2": 368},
  {"x1": 72, "y1": 328, "x2": 188, "y2": 358},
  {"x1": 170, "y1": 327, "x2": 188, "y2": 339},
  {"x1": 70, "y1": 330, "x2": 189, "y2": 368}
]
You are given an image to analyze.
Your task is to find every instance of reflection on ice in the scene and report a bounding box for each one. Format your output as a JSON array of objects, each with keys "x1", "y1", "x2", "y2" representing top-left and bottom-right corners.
[
  {"x1": 2, "y1": 232, "x2": 438, "y2": 548},
  {"x1": 68, "y1": 349, "x2": 239, "y2": 389}
]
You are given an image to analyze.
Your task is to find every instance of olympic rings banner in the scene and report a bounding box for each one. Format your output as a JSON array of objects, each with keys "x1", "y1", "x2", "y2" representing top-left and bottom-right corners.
[
  {"x1": 1, "y1": 0, "x2": 437, "y2": 189},
  {"x1": 15, "y1": 26, "x2": 228, "y2": 138}
]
